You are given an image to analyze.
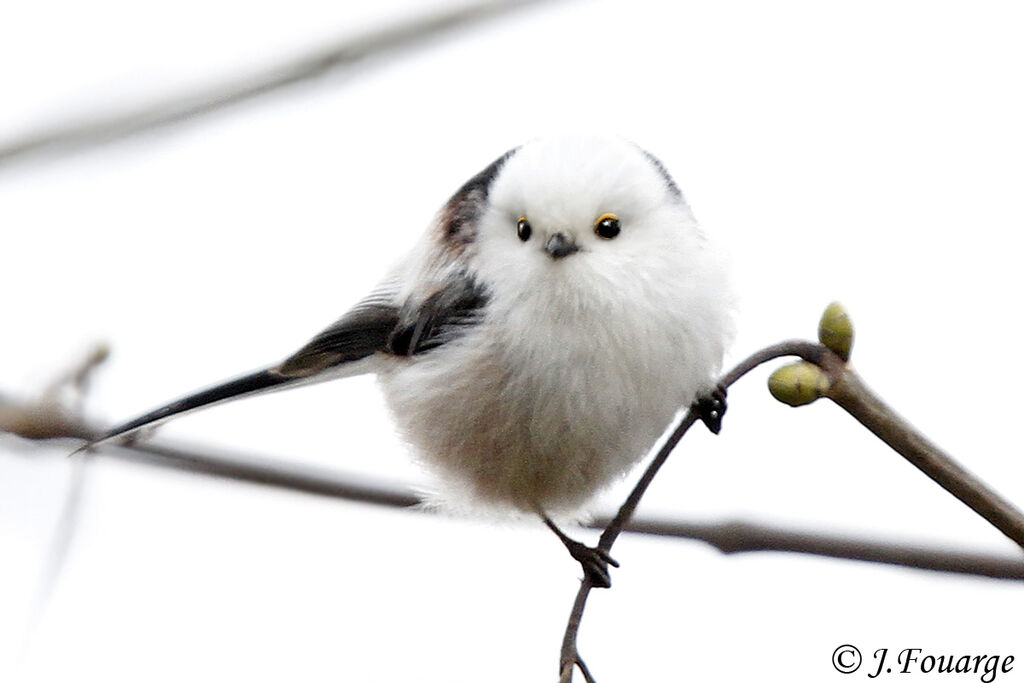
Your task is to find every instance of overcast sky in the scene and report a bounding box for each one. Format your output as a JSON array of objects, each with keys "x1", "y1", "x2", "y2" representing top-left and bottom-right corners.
[{"x1": 2, "y1": 1, "x2": 1023, "y2": 681}]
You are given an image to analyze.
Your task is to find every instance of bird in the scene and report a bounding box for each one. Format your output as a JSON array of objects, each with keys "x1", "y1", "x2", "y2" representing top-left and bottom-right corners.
[{"x1": 80, "y1": 135, "x2": 734, "y2": 587}]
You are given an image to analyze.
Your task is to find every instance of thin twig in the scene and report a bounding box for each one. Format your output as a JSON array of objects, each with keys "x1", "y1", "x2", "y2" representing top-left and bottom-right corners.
[
  {"x1": 0, "y1": 0, "x2": 550, "y2": 169},
  {"x1": 0, "y1": 343, "x2": 110, "y2": 440},
  {"x1": 105, "y1": 439, "x2": 422, "y2": 509},
  {"x1": 595, "y1": 340, "x2": 824, "y2": 552},
  {"x1": 557, "y1": 579, "x2": 593, "y2": 683},
  {"x1": 597, "y1": 340, "x2": 825, "y2": 553},
  {"x1": 608, "y1": 518, "x2": 1024, "y2": 580},
  {"x1": 558, "y1": 340, "x2": 825, "y2": 679},
  {"x1": 574, "y1": 655, "x2": 597, "y2": 683}
]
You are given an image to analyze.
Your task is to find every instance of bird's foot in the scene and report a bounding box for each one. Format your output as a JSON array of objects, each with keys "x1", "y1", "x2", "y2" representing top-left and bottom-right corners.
[
  {"x1": 563, "y1": 538, "x2": 619, "y2": 589},
  {"x1": 543, "y1": 516, "x2": 619, "y2": 588},
  {"x1": 694, "y1": 383, "x2": 728, "y2": 434}
]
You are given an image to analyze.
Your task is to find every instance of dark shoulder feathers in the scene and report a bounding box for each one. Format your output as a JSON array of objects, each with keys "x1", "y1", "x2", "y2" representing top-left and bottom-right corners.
[
  {"x1": 278, "y1": 270, "x2": 488, "y2": 377},
  {"x1": 387, "y1": 271, "x2": 488, "y2": 356},
  {"x1": 440, "y1": 146, "x2": 519, "y2": 248}
]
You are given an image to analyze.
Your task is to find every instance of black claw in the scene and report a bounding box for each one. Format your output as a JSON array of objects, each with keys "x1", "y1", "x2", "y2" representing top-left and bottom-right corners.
[
  {"x1": 694, "y1": 384, "x2": 728, "y2": 434},
  {"x1": 596, "y1": 547, "x2": 620, "y2": 568},
  {"x1": 564, "y1": 539, "x2": 617, "y2": 588}
]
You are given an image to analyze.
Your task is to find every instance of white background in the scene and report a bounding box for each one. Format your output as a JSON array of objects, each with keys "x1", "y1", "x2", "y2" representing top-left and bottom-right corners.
[{"x1": 2, "y1": 1, "x2": 1023, "y2": 681}]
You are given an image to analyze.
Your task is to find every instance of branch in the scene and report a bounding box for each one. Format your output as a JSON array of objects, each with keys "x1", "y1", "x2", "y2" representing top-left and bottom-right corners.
[
  {"x1": 557, "y1": 340, "x2": 826, "y2": 682},
  {"x1": 3, "y1": 376, "x2": 1022, "y2": 581},
  {"x1": 828, "y1": 369, "x2": 1024, "y2": 548},
  {"x1": 769, "y1": 304, "x2": 1024, "y2": 550},
  {"x1": 0, "y1": 0, "x2": 550, "y2": 169},
  {"x1": 611, "y1": 517, "x2": 1024, "y2": 580},
  {"x1": 594, "y1": 340, "x2": 825, "y2": 555}
]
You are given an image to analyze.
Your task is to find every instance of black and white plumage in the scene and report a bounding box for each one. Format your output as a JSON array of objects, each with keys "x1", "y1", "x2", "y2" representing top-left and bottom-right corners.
[{"x1": 88, "y1": 136, "x2": 733, "y2": 574}]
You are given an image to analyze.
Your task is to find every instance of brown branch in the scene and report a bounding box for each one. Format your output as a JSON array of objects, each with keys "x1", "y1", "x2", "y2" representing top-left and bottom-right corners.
[
  {"x1": 608, "y1": 518, "x2": 1024, "y2": 580},
  {"x1": 0, "y1": 0, "x2": 551, "y2": 169},
  {"x1": 105, "y1": 439, "x2": 422, "y2": 509},
  {"x1": 826, "y1": 368, "x2": 1024, "y2": 550},
  {"x1": 4, "y1": 385, "x2": 1022, "y2": 581},
  {"x1": 0, "y1": 343, "x2": 110, "y2": 441}
]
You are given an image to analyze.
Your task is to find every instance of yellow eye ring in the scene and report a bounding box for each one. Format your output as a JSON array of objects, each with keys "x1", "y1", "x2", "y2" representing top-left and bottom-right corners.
[{"x1": 594, "y1": 213, "x2": 621, "y2": 239}]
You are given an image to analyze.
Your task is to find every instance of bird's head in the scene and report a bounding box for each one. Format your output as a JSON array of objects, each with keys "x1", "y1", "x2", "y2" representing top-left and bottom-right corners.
[{"x1": 434, "y1": 135, "x2": 708, "y2": 314}]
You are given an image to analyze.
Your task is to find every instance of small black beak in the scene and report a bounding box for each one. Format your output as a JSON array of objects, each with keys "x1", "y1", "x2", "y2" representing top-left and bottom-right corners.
[{"x1": 545, "y1": 232, "x2": 579, "y2": 260}]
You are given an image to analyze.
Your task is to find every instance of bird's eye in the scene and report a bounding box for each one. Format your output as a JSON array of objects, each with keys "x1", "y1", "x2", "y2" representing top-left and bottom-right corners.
[
  {"x1": 517, "y1": 217, "x2": 532, "y2": 242},
  {"x1": 594, "y1": 213, "x2": 621, "y2": 239}
]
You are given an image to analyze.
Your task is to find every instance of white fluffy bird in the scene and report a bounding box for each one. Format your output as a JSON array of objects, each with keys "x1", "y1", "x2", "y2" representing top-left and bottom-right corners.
[{"x1": 86, "y1": 135, "x2": 734, "y2": 586}]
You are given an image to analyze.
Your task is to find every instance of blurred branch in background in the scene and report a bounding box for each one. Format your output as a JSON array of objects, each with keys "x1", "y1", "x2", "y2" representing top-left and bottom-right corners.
[
  {"x1": 3, "y1": 377, "x2": 1023, "y2": 581},
  {"x1": 0, "y1": 0, "x2": 550, "y2": 170}
]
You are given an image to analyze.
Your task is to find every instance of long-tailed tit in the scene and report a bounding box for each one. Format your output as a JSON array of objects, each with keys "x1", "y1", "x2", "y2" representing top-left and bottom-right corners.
[{"x1": 83, "y1": 135, "x2": 734, "y2": 587}]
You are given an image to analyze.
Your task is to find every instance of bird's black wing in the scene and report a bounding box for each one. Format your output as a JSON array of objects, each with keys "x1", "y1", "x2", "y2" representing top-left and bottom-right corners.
[
  {"x1": 385, "y1": 270, "x2": 489, "y2": 357},
  {"x1": 279, "y1": 268, "x2": 488, "y2": 370},
  {"x1": 83, "y1": 285, "x2": 401, "y2": 451},
  {"x1": 275, "y1": 284, "x2": 402, "y2": 377},
  {"x1": 83, "y1": 272, "x2": 487, "y2": 451}
]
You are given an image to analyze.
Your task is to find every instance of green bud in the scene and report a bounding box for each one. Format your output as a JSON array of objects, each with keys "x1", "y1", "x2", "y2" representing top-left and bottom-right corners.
[
  {"x1": 768, "y1": 361, "x2": 831, "y2": 407},
  {"x1": 818, "y1": 302, "x2": 854, "y2": 361}
]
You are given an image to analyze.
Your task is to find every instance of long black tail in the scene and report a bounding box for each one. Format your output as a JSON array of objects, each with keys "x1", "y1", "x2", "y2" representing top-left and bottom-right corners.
[{"x1": 78, "y1": 368, "x2": 297, "y2": 453}]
